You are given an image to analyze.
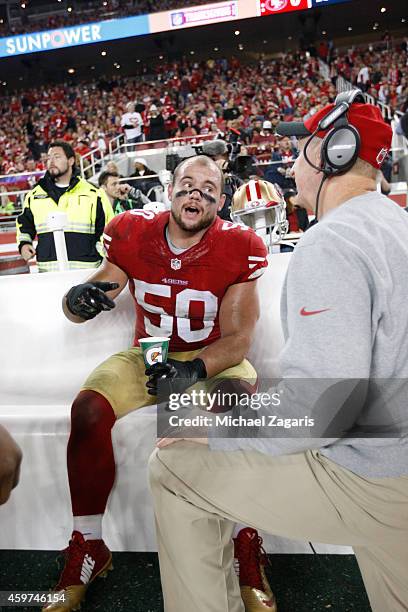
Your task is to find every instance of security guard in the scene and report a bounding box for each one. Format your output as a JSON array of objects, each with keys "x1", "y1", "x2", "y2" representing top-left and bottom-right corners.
[{"x1": 16, "y1": 141, "x2": 114, "y2": 272}]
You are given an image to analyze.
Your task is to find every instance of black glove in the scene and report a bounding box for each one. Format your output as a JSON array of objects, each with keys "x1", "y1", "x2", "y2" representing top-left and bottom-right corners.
[
  {"x1": 65, "y1": 281, "x2": 119, "y2": 320},
  {"x1": 145, "y1": 357, "x2": 207, "y2": 397}
]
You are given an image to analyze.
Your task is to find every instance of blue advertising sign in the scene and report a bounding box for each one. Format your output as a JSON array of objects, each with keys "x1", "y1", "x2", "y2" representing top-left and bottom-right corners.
[
  {"x1": 311, "y1": 0, "x2": 352, "y2": 6},
  {"x1": 0, "y1": 14, "x2": 150, "y2": 58}
]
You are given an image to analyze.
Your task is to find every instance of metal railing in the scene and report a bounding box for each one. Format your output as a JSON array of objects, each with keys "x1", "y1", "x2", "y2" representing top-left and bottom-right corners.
[
  {"x1": 108, "y1": 132, "x2": 221, "y2": 159},
  {"x1": 335, "y1": 75, "x2": 403, "y2": 121},
  {"x1": 79, "y1": 146, "x2": 106, "y2": 179}
]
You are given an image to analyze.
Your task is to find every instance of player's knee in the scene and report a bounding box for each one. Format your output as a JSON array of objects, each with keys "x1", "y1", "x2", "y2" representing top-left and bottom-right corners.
[{"x1": 71, "y1": 390, "x2": 115, "y2": 432}]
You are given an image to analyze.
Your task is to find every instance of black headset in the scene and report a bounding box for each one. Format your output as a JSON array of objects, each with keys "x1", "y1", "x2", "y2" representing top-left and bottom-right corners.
[
  {"x1": 304, "y1": 88, "x2": 366, "y2": 176},
  {"x1": 302, "y1": 88, "x2": 366, "y2": 221}
]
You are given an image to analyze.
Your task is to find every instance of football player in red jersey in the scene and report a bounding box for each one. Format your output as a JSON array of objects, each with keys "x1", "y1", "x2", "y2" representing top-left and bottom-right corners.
[{"x1": 44, "y1": 156, "x2": 275, "y2": 612}]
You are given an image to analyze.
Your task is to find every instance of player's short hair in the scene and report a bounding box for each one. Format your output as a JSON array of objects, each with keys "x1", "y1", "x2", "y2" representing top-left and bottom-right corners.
[
  {"x1": 98, "y1": 170, "x2": 119, "y2": 187},
  {"x1": 48, "y1": 140, "x2": 75, "y2": 160},
  {"x1": 172, "y1": 155, "x2": 225, "y2": 194}
]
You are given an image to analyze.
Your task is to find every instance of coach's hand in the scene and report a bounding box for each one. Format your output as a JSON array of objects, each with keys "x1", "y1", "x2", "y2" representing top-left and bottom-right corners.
[
  {"x1": 145, "y1": 357, "x2": 207, "y2": 397},
  {"x1": 65, "y1": 281, "x2": 119, "y2": 320}
]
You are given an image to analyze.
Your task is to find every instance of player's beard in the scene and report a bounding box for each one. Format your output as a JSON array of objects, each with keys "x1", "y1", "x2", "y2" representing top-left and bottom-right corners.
[{"x1": 171, "y1": 207, "x2": 215, "y2": 233}]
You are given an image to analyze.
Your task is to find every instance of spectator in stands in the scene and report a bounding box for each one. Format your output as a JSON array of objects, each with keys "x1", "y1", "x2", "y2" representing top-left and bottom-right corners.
[
  {"x1": 0, "y1": 425, "x2": 22, "y2": 506},
  {"x1": 264, "y1": 136, "x2": 297, "y2": 190},
  {"x1": 105, "y1": 161, "x2": 120, "y2": 174},
  {"x1": 98, "y1": 170, "x2": 148, "y2": 214},
  {"x1": 357, "y1": 62, "x2": 370, "y2": 92},
  {"x1": 283, "y1": 188, "x2": 309, "y2": 233},
  {"x1": 0, "y1": 185, "x2": 15, "y2": 216},
  {"x1": 149, "y1": 98, "x2": 408, "y2": 612},
  {"x1": 146, "y1": 104, "x2": 167, "y2": 141},
  {"x1": 120, "y1": 102, "x2": 144, "y2": 149},
  {"x1": 16, "y1": 141, "x2": 114, "y2": 272},
  {"x1": 249, "y1": 120, "x2": 276, "y2": 161},
  {"x1": 128, "y1": 158, "x2": 161, "y2": 201}
]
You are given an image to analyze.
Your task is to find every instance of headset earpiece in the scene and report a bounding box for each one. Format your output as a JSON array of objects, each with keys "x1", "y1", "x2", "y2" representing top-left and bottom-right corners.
[
  {"x1": 321, "y1": 124, "x2": 361, "y2": 175},
  {"x1": 318, "y1": 88, "x2": 363, "y2": 176}
]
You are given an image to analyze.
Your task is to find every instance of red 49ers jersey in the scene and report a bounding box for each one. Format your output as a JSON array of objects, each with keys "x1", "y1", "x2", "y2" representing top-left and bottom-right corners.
[{"x1": 103, "y1": 210, "x2": 268, "y2": 351}]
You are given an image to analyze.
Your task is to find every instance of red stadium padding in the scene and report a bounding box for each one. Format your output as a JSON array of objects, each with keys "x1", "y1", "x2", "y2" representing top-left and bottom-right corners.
[{"x1": 0, "y1": 254, "x2": 29, "y2": 275}]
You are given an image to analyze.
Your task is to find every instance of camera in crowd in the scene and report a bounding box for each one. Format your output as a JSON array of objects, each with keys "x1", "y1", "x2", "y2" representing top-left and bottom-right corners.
[{"x1": 165, "y1": 132, "x2": 256, "y2": 182}]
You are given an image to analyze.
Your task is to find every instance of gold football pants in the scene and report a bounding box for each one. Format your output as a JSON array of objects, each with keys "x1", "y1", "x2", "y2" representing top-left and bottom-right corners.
[{"x1": 81, "y1": 347, "x2": 256, "y2": 417}]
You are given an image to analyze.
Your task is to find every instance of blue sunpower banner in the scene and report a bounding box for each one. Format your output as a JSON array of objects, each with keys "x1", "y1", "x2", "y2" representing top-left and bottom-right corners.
[{"x1": 0, "y1": 13, "x2": 150, "y2": 58}]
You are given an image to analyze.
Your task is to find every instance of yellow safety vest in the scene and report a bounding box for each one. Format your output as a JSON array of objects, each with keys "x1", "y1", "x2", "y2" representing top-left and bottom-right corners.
[{"x1": 16, "y1": 173, "x2": 114, "y2": 273}]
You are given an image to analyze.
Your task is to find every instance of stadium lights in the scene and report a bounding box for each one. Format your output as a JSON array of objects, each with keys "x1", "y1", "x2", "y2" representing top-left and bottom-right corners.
[
  {"x1": 380, "y1": 7, "x2": 386, "y2": 12},
  {"x1": 234, "y1": 30, "x2": 240, "y2": 36},
  {"x1": 115, "y1": 64, "x2": 120, "y2": 69},
  {"x1": 103, "y1": 1, "x2": 108, "y2": 5},
  {"x1": 190, "y1": 50, "x2": 195, "y2": 54},
  {"x1": 238, "y1": 44, "x2": 244, "y2": 51},
  {"x1": 214, "y1": 46, "x2": 219, "y2": 51},
  {"x1": 67, "y1": 6, "x2": 72, "y2": 12},
  {"x1": 322, "y1": 30, "x2": 326, "y2": 35},
  {"x1": 348, "y1": 26, "x2": 352, "y2": 31},
  {"x1": 21, "y1": 3, "x2": 26, "y2": 8},
  {"x1": 101, "y1": 50, "x2": 107, "y2": 55},
  {"x1": 136, "y1": 59, "x2": 140, "y2": 62},
  {"x1": 402, "y1": 18, "x2": 406, "y2": 22},
  {"x1": 263, "y1": 40, "x2": 267, "y2": 44},
  {"x1": 159, "y1": 55, "x2": 163, "y2": 59},
  {"x1": 68, "y1": 68, "x2": 75, "y2": 74},
  {"x1": 0, "y1": 18, "x2": 3, "y2": 23},
  {"x1": 288, "y1": 35, "x2": 292, "y2": 40}
]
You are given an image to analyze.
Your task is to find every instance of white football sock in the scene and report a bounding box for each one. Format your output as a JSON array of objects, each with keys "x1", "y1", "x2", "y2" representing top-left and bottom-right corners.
[{"x1": 73, "y1": 515, "x2": 103, "y2": 540}]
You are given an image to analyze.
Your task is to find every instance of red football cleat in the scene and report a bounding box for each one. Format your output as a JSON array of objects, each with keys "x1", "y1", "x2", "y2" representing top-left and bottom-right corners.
[
  {"x1": 234, "y1": 527, "x2": 277, "y2": 612},
  {"x1": 42, "y1": 531, "x2": 113, "y2": 611}
]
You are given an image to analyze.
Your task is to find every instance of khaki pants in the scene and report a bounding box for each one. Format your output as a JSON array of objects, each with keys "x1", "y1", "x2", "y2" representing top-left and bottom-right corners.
[{"x1": 148, "y1": 443, "x2": 408, "y2": 612}]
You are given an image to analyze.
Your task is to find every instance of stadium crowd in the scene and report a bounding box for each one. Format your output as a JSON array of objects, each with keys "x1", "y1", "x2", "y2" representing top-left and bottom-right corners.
[
  {"x1": 0, "y1": 52, "x2": 336, "y2": 179},
  {"x1": 327, "y1": 37, "x2": 408, "y2": 112},
  {"x1": 1, "y1": 38, "x2": 406, "y2": 219},
  {"x1": 0, "y1": 0, "x2": 213, "y2": 38}
]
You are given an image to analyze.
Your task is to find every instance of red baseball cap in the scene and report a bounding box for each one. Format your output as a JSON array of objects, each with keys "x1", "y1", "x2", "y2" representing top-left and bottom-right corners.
[{"x1": 277, "y1": 103, "x2": 392, "y2": 169}]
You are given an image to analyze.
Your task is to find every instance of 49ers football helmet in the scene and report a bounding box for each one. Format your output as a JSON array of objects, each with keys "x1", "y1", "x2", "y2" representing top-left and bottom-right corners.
[{"x1": 231, "y1": 179, "x2": 288, "y2": 249}]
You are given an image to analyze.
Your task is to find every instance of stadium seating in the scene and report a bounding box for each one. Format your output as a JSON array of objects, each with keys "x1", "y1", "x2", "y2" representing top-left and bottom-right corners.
[{"x1": 0, "y1": 255, "x2": 351, "y2": 555}]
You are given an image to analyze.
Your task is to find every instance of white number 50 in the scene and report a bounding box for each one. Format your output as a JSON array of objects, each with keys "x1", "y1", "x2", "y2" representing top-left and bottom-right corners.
[{"x1": 134, "y1": 280, "x2": 218, "y2": 343}]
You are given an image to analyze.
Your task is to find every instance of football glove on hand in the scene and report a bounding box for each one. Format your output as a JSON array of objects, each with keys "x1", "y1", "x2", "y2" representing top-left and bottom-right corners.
[
  {"x1": 66, "y1": 281, "x2": 119, "y2": 320},
  {"x1": 145, "y1": 357, "x2": 207, "y2": 397}
]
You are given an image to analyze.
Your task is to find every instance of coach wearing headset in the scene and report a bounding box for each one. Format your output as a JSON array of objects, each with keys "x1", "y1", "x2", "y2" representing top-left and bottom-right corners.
[{"x1": 148, "y1": 92, "x2": 408, "y2": 612}]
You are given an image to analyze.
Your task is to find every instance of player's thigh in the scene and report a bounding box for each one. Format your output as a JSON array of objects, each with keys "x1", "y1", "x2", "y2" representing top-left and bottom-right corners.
[
  {"x1": 81, "y1": 348, "x2": 153, "y2": 418},
  {"x1": 210, "y1": 359, "x2": 257, "y2": 385}
]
